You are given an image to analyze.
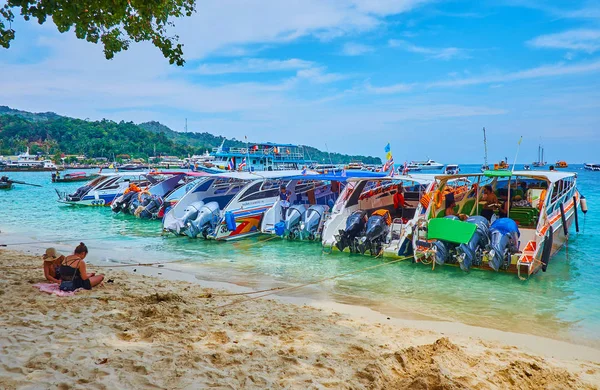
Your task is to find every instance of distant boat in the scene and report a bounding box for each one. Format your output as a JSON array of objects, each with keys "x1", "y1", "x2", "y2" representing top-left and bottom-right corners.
[
  {"x1": 119, "y1": 163, "x2": 150, "y2": 171},
  {"x1": 523, "y1": 164, "x2": 531, "y2": 170},
  {"x1": 444, "y1": 164, "x2": 460, "y2": 174},
  {"x1": 0, "y1": 148, "x2": 60, "y2": 172},
  {"x1": 52, "y1": 171, "x2": 99, "y2": 183},
  {"x1": 494, "y1": 159, "x2": 510, "y2": 171},
  {"x1": 346, "y1": 161, "x2": 367, "y2": 170},
  {"x1": 532, "y1": 144, "x2": 546, "y2": 167},
  {"x1": 0, "y1": 177, "x2": 12, "y2": 190},
  {"x1": 584, "y1": 163, "x2": 600, "y2": 171},
  {"x1": 407, "y1": 159, "x2": 444, "y2": 171},
  {"x1": 555, "y1": 161, "x2": 568, "y2": 168}
]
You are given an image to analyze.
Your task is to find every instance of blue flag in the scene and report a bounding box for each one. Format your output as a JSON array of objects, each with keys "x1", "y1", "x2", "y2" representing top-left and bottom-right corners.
[{"x1": 384, "y1": 143, "x2": 391, "y2": 153}]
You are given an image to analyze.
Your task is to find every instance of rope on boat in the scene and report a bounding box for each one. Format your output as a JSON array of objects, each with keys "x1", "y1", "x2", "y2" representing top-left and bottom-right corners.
[{"x1": 216, "y1": 255, "x2": 413, "y2": 311}]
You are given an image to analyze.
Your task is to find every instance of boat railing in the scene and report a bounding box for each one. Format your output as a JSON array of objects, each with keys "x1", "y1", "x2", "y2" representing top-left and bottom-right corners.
[{"x1": 212, "y1": 147, "x2": 305, "y2": 160}]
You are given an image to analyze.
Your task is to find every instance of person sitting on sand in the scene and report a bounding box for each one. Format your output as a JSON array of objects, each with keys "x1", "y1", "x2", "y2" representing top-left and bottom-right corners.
[
  {"x1": 60, "y1": 243, "x2": 104, "y2": 290},
  {"x1": 43, "y1": 248, "x2": 65, "y2": 284}
]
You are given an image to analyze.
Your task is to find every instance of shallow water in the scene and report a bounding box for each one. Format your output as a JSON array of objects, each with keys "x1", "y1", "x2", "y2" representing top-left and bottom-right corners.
[{"x1": 1, "y1": 165, "x2": 599, "y2": 346}]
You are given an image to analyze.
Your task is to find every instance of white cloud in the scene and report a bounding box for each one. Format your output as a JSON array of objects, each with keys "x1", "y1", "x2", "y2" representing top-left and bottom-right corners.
[
  {"x1": 426, "y1": 59, "x2": 600, "y2": 88},
  {"x1": 341, "y1": 42, "x2": 374, "y2": 56},
  {"x1": 388, "y1": 39, "x2": 468, "y2": 60},
  {"x1": 364, "y1": 59, "x2": 600, "y2": 93},
  {"x1": 195, "y1": 58, "x2": 314, "y2": 75},
  {"x1": 295, "y1": 67, "x2": 349, "y2": 84},
  {"x1": 527, "y1": 29, "x2": 600, "y2": 53},
  {"x1": 175, "y1": 0, "x2": 431, "y2": 59},
  {"x1": 366, "y1": 82, "x2": 414, "y2": 94}
]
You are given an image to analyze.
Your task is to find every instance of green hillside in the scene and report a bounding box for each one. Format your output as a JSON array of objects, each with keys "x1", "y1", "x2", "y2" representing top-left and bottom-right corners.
[{"x1": 0, "y1": 106, "x2": 381, "y2": 165}]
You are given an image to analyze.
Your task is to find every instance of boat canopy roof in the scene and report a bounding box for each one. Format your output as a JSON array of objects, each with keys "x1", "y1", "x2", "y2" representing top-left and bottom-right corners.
[
  {"x1": 346, "y1": 173, "x2": 436, "y2": 184},
  {"x1": 207, "y1": 170, "x2": 387, "y2": 182},
  {"x1": 438, "y1": 170, "x2": 576, "y2": 183}
]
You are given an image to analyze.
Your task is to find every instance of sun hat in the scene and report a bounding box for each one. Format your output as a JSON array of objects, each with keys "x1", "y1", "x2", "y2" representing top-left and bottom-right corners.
[{"x1": 43, "y1": 248, "x2": 61, "y2": 262}]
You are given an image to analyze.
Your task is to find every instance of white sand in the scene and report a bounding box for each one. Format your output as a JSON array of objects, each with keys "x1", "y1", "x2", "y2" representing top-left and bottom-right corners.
[{"x1": 1, "y1": 249, "x2": 599, "y2": 389}]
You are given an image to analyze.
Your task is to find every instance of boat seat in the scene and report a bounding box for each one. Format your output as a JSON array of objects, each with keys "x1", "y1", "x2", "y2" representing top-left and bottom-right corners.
[
  {"x1": 459, "y1": 199, "x2": 475, "y2": 216},
  {"x1": 509, "y1": 207, "x2": 539, "y2": 227}
]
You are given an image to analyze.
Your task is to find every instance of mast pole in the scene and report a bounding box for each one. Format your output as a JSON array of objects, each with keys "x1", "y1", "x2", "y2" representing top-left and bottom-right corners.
[{"x1": 483, "y1": 127, "x2": 488, "y2": 169}]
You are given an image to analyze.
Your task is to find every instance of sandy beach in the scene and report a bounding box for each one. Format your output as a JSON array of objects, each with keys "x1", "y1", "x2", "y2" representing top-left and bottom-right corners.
[{"x1": 1, "y1": 249, "x2": 599, "y2": 389}]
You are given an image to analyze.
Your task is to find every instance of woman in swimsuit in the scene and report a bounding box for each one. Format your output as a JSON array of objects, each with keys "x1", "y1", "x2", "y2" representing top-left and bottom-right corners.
[
  {"x1": 43, "y1": 247, "x2": 65, "y2": 284},
  {"x1": 60, "y1": 243, "x2": 104, "y2": 290}
]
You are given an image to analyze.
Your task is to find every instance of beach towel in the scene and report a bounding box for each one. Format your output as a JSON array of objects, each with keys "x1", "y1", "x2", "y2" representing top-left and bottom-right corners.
[{"x1": 33, "y1": 283, "x2": 82, "y2": 297}]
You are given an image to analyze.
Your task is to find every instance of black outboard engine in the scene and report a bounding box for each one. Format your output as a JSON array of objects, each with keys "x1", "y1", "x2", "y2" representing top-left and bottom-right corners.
[
  {"x1": 335, "y1": 210, "x2": 367, "y2": 252},
  {"x1": 111, "y1": 191, "x2": 137, "y2": 213},
  {"x1": 431, "y1": 215, "x2": 459, "y2": 266},
  {"x1": 456, "y1": 216, "x2": 490, "y2": 271},
  {"x1": 358, "y1": 210, "x2": 391, "y2": 256},
  {"x1": 135, "y1": 195, "x2": 164, "y2": 219},
  {"x1": 488, "y1": 218, "x2": 520, "y2": 271},
  {"x1": 68, "y1": 185, "x2": 92, "y2": 202}
]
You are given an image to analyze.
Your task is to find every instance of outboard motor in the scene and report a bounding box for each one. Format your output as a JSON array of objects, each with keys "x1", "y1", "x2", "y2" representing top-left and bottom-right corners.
[
  {"x1": 456, "y1": 216, "x2": 490, "y2": 271},
  {"x1": 358, "y1": 210, "x2": 391, "y2": 256},
  {"x1": 164, "y1": 201, "x2": 205, "y2": 235},
  {"x1": 111, "y1": 191, "x2": 137, "y2": 213},
  {"x1": 299, "y1": 205, "x2": 329, "y2": 240},
  {"x1": 184, "y1": 201, "x2": 220, "y2": 238},
  {"x1": 126, "y1": 194, "x2": 142, "y2": 215},
  {"x1": 134, "y1": 195, "x2": 164, "y2": 219},
  {"x1": 284, "y1": 204, "x2": 308, "y2": 239},
  {"x1": 429, "y1": 216, "x2": 459, "y2": 265},
  {"x1": 487, "y1": 218, "x2": 520, "y2": 271},
  {"x1": 335, "y1": 210, "x2": 368, "y2": 252},
  {"x1": 68, "y1": 185, "x2": 92, "y2": 202}
]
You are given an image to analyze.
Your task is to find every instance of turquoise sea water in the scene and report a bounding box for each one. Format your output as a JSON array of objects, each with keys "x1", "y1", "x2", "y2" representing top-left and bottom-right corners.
[{"x1": 1, "y1": 165, "x2": 599, "y2": 346}]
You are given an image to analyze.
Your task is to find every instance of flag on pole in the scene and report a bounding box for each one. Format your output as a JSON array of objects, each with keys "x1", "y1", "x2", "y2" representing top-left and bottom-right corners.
[
  {"x1": 238, "y1": 157, "x2": 247, "y2": 170},
  {"x1": 402, "y1": 161, "x2": 408, "y2": 175},
  {"x1": 227, "y1": 157, "x2": 234, "y2": 170},
  {"x1": 383, "y1": 142, "x2": 395, "y2": 175}
]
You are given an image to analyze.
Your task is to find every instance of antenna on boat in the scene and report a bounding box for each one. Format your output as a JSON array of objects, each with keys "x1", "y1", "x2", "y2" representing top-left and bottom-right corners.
[
  {"x1": 325, "y1": 143, "x2": 334, "y2": 167},
  {"x1": 245, "y1": 135, "x2": 250, "y2": 172},
  {"x1": 185, "y1": 118, "x2": 188, "y2": 132},
  {"x1": 482, "y1": 127, "x2": 488, "y2": 169},
  {"x1": 511, "y1": 136, "x2": 523, "y2": 172}
]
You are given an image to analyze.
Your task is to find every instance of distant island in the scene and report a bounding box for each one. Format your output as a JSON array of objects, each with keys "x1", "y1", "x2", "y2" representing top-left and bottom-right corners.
[{"x1": 0, "y1": 106, "x2": 381, "y2": 165}]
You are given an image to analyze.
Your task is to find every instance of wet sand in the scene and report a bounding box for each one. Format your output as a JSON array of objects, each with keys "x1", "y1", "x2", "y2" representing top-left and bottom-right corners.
[{"x1": 1, "y1": 249, "x2": 599, "y2": 389}]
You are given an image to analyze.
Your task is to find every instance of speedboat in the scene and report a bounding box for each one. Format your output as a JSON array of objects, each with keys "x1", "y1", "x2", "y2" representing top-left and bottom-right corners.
[
  {"x1": 584, "y1": 163, "x2": 600, "y2": 171},
  {"x1": 261, "y1": 171, "x2": 385, "y2": 241},
  {"x1": 407, "y1": 159, "x2": 444, "y2": 171},
  {"x1": 163, "y1": 170, "x2": 334, "y2": 241},
  {"x1": 110, "y1": 172, "x2": 205, "y2": 219},
  {"x1": 444, "y1": 165, "x2": 460, "y2": 175},
  {"x1": 523, "y1": 165, "x2": 531, "y2": 171},
  {"x1": 411, "y1": 170, "x2": 583, "y2": 279},
  {"x1": 321, "y1": 174, "x2": 436, "y2": 257},
  {"x1": 56, "y1": 172, "x2": 154, "y2": 206},
  {"x1": 555, "y1": 161, "x2": 568, "y2": 168}
]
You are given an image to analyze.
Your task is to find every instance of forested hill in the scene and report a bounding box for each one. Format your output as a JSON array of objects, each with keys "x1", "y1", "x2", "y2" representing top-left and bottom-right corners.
[{"x1": 0, "y1": 106, "x2": 381, "y2": 164}]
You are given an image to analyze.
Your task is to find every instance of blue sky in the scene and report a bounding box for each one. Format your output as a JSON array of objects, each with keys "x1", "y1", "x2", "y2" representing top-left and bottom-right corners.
[{"x1": 1, "y1": 0, "x2": 599, "y2": 163}]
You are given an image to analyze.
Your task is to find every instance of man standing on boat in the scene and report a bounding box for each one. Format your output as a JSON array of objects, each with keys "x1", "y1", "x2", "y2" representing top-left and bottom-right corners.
[{"x1": 280, "y1": 185, "x2": 291, "y2": 221}]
